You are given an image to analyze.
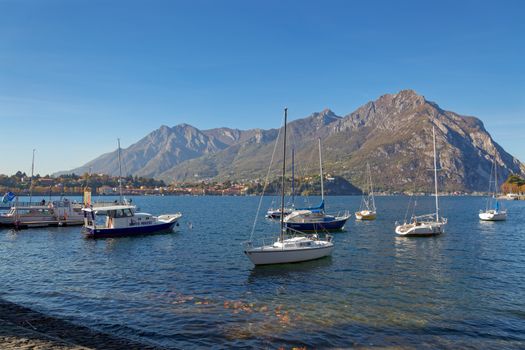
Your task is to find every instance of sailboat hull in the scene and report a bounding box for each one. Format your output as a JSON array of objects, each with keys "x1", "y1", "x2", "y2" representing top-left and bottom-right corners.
[
  {"x1": 355, "y1": 210, "x2": 376, "y2": 220},
  {"x1": 479, "y1": 210, "x2": 507, "y2": 221},
  {"x1": 395, "y1": 222, "x2": 445, "y2": 236},
  {"x1": 245, "y1": 244, "x2": 333, "y2": 265},
  {"x1": 285, "y1": 216, "x2": 349, "y2": 232}
]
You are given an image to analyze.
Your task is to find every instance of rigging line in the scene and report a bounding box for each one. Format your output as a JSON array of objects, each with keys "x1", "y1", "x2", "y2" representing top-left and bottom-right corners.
[
  {"x1": 403, "y1": 194, "x2": 411, "y2": 223},
  {"x1": 487, "y1": 157, "x2": 494, "y2": 211},
  {"x1": 249, "y1": 118, "x2": 283, "y2": 241},
  {"x1": 412, "y1": 196, "x2": 417, "y2": 221}
]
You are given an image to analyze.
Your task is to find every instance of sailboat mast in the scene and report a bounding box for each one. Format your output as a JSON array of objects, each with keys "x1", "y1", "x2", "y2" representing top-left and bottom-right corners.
[
  {"x1": 279, "y1": 108, "x2": 288, "y2": 242},
  {"x1": 318, "y1": 138, "x2": 324, "y2": 202},
  {"x1": 494, "y1": 159, "x2": 498, "y2": 197},
  {"x1": 485, "y1": 159, "x2": 493, "y2": 211},
  {"x1": 368, "y1": 163, "x2": 376, "y2": 211},
  {"x1": 117, "y1": 139, "x2": 123, "y2": 204},
  {"x1": 432, "y1": 126, "x2": 439, "y2": 222},
  {"x1": 29, "y1": 149, "x2": 35, "y2": 204},
  {"x1": 291, "y1": 148, "x2": 295, "y2": 207}
]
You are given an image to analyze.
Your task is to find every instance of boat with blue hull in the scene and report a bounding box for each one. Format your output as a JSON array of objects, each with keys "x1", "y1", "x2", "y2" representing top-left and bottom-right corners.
[
  {"x1": 283, "y1": 138, "x2": 350, "y2": 232},
  {"x1": 82, "y1": 204, "x2": 182, "y2": 239},
  {"x1": 81, "y1": 139, "x2": 183, "y2": 238},
  {"x1": 284, "y1": 208, "x2": 349, "y2": 231}
]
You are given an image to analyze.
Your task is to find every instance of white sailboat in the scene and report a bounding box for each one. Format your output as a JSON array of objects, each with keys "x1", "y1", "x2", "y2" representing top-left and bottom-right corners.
[
  {"x1": 244, "y1": 108, "x2": 334, "y2": 265},
  {"x1": 395, "y1": 126, "x2": 447, "y2": 236},
  {"x1": 355, "y1": 163, "x2": 377, "y2": 220},
  {"x1": 479, "y1": 158, "x2": 507, "y2": 221}
]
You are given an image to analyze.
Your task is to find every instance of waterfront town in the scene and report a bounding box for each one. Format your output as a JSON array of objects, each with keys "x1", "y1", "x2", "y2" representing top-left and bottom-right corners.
[{"x1": 1, "y1": 171, "x2": 524, "y2": 198}]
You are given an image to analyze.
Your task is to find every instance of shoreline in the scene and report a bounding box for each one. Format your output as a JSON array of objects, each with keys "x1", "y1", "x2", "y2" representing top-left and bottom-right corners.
[{"x1": 0, "y1": 298, "x2": 162, "y2": 350}]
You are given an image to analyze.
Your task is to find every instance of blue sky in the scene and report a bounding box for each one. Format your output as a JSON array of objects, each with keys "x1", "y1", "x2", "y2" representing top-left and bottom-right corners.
[{"x1": 0, "y1": 0, "x2": 523, "y2": 175}]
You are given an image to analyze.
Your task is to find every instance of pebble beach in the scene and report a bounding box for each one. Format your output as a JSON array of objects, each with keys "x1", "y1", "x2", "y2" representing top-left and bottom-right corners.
[{"x1": 0, "y1": 299, "x2": 160, "y2": 350}]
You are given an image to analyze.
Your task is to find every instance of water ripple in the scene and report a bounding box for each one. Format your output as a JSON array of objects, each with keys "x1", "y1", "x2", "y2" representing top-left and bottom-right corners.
[{"x1": 1, "y1": 195, "x2": 524, "y2": 348}]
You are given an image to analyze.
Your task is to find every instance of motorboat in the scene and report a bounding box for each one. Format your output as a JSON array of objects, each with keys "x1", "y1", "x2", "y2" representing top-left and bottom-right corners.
[
  {"x1": 81, "y1": 139, "x2": 182, "y2": 238},
  {"x1": 0, "y1": 199, "x2": 84, "y2": 228},
  {"x1": 82, "y1": 204, "x2": 182, "y2": 238},
  {"x1": 0, "y1": 150, "x2": 85, "y2": 229}
]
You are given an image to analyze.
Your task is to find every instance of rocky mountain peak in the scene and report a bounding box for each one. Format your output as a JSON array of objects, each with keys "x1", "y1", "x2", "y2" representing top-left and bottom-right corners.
[
  {"x1": 306, "y1": 109, "x2": 341, "y2": 128},
  {"x1": 61, "y1": 90, "x2": 524, "y2": 191},
  {"x1": 319, "y1": 108, "x2": 337, "y2": 117},
  {"x1": 374, "y1": 89, "x2": 426, "y2": 113},
  {"x1": 172, "y1": 123, "x2": 195, "y2": 131}
]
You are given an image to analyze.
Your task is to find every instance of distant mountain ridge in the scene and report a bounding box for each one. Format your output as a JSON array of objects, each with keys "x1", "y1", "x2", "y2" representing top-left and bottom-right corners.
[{"x1": 60, "y1": 90, "x2": 525, "y2": 192}]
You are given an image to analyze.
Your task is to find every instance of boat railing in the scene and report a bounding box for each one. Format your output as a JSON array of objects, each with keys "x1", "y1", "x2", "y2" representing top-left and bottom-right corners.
[
  {"x1": 411, "y1": 213, "x2": 436, "y2": 221},
  {"x1": 244, "y1": 229, "x2": 331, "y2": 251},
  {"x1": 242, "y1": 236, "x2": 274, "y2": 249},
  {"x1": 407, "y1": 213, "x2": 447, "y2": 225},
  {"x1": 336, "y1": 210, "x2": 351, "y2": 219},
  {"x1": 3, "y1": 201, "x2": 47, "y2": 208},
  {"x1": 90, "y1": 201, "x2": 130, "y2": 208},
  {"x1": 284, "y1": 227, "x2": 332, "y2": 241}
]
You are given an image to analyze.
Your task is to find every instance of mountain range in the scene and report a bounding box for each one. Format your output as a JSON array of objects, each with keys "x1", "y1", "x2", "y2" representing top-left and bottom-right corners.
[{"x1": 61, "y1": 90, "x2": 525, "y2": 192}]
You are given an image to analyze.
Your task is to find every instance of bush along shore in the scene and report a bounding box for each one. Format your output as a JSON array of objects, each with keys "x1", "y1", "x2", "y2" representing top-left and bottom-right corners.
[{"x1": 0, "y1": 298, "x2": 162, "y2": 350}]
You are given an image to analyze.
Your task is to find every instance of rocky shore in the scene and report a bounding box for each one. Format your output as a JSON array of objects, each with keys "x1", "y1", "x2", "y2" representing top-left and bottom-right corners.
[{"x1": 0, "y1": 299, "x2": 161, "y2": 350}]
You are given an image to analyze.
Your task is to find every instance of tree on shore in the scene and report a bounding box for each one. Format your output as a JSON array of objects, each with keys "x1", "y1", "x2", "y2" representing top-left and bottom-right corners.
[{"x1": 502, "y1": 174, "x2": 525, "y2": 194}]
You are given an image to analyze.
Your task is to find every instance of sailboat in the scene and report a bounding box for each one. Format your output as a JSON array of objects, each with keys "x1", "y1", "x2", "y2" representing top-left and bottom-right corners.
[
  {"x1": 244, "y1": 108, "x2": 334, "y2": 265},
  {"x1": 355, "y1": 163, "x2": 377, "y2": 220},
  {"x1": 82, "y1": 139, "x2": 182, "y2": 238},
  {"x1": 479, "y1": 158, "x2": 507, "y2": 221},
  {"x1": 395, "y1": 126, "x2": 447, "y2": 236},
  {"x1": 283, "y1": 138, "x2": 350, "y2": 232}
]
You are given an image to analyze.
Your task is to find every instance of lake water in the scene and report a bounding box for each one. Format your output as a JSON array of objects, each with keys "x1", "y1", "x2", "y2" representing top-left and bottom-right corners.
[{"x1": 1, "y1": 195, "x2": 524, "y2": 349}]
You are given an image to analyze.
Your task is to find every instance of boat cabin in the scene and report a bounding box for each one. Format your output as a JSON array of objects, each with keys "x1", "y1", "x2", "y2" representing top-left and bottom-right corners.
[{"x1": 82, "y1": 204, "x2": 157, "y2": 229}]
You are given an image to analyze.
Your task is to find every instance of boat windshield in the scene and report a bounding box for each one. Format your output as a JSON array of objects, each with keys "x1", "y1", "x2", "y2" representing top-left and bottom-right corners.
[{"x1": 107, "y1": 209, "x2": 134, "y2": 218}]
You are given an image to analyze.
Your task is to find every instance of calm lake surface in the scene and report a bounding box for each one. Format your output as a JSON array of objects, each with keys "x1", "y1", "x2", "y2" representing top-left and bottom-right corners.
[{"x1": 1, "y1": 195, "x2": 524, "y2": 349}]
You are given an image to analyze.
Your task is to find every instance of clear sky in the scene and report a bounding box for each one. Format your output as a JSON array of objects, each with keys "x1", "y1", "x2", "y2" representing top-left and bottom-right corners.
[{"x1": 1, "y1": 0, "x2": 523, "y2": 176}]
